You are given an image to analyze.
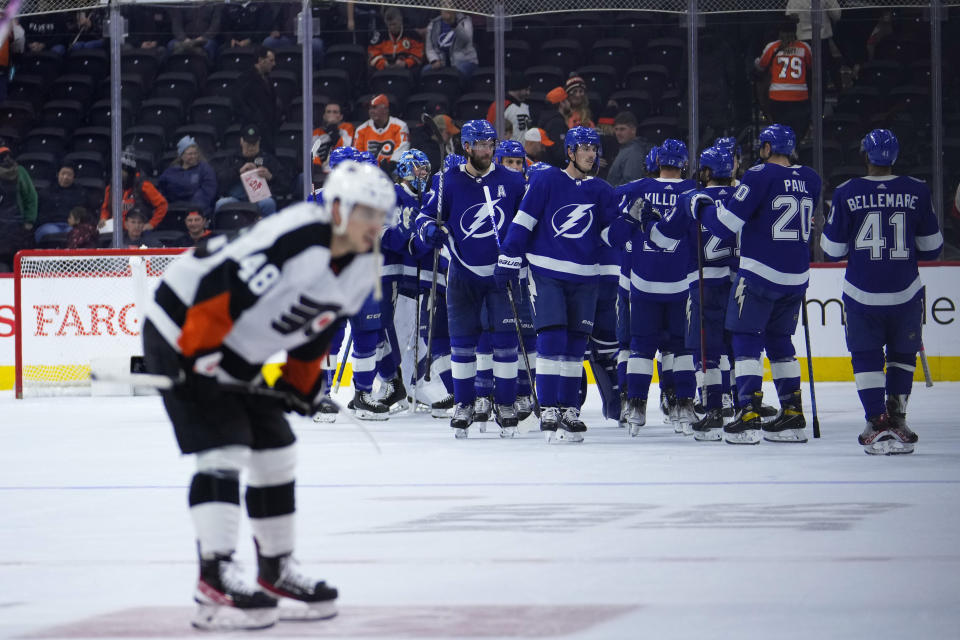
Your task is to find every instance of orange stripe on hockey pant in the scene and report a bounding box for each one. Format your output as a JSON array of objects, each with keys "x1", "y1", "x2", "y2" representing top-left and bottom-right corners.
[
  {"x1": 178, "y1": 292, "x2": 234, "y2": 357},
  {"x1": 281, "y1": 354, "x2": 327, "y2": 397}
]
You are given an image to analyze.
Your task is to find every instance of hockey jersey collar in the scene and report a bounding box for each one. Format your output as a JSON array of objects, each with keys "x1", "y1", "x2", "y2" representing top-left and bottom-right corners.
[
  {"x1": 861, "y1": 175, "x2": 899, "y2": 181},
  {"x1": 460, "y1": 163, "x2": 496, "y2": 179}
]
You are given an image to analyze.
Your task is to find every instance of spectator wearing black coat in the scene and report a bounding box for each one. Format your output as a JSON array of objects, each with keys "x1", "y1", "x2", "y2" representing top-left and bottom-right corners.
[
  {"x1": 234, "y1": 46, "x2": 279, "y2": 151},
  {"x1": 35, "y1": 162, "x2": 89, "y2": 243},
  {"x1": 214, "y1": 125, "x2": 289, "y2": 218}
]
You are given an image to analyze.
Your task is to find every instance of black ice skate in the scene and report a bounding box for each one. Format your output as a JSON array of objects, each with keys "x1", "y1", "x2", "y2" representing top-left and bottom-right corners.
[
  {"x1": 660, "y1": 389, "x2": 676, "y2": 427},
  {"x1": 257, "y1": 550, "x2": 338, "y2": 621},
  {"x1": 540, "y1": 406, "x2": 560, "y2": 442},
  {"x1": 676, "y1": 398, "x2": 698, "y2": 436},
  {"x1": 858, "y1": 413, "x2": 901, "y2": 455},
  {"x1": 723, "y1": 391, "x2": 763, "y2": 445},
  {"x1": 762, "y1": 391, "x2": 808, "y2": 443},
  {"x1": 515, "y1": 394, "x2": 534, "y2": 422},
  {"x1": 350, "y1": 391, "x2": 390, "y2": 421},
  {"x1": 692, "y1": 408, "x2": 724, "y2": 442},
  {"x1": 431, "y1": 394, "x2": 454, "y2": 419},
  {"x1": 494, "y1": 403, "x2": 519, "y2": 438},
  {"x1": 626, "y1": 397, "x2": 647, "y2": 437},
  {"x1": 379, "y1": 375, "x2": 409, "y2": 413},
  {"x1": 885, "y1": 395, "x2": 918, "y2": 454},
  {"x1": 617, "y1": 392, "x2": 629, "y2": 429},
  {"x1": 758, "y1": 403, "x2": 779, "y2": 418},
  {"x1": 555, "y1": 407, "x2": 587, "y2": 443},
  {"x1": 721, "y1": 392, "x2": 735, "y2": 418},
  {"x1": 450, "y1": 402, "x2": 474, "y2": 438},
  {"x1": 311, "y1": 395, "x2": 339, "y2": 423},
  {"x1": 474, "y1": 395, "x2": 493, "y2": 432},
  {"x1": 193, "y1": 552, "x2": 278, "y2": 631}
]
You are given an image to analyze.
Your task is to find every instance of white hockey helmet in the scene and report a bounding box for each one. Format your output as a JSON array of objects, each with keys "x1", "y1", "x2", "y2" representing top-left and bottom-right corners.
[{"x1": 322, "y1": 160, "x2": 397, "y2": 234}]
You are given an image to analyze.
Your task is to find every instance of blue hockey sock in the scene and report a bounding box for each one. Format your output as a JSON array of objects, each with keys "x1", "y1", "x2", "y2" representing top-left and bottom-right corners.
[
  {"x1": 767, "y1": 334, "x2": 800, "y2": 401},
  {"x1": 351, "y1": 330, "x2": 380, "y2": 392},
  {"x1": 672, "y1": 353, "x2": 697, "y2": 400},
  {"x1": 450, "y1": 335, "x2": 479, "y2": 405},
  {"x1": 732, "y1": 333, "x2": 764, "y2": 406},
  {"x1": 474, "y1": 332, "x2": 493, "y2": 398},
  {"x1": 628, "y1": 336, "x2": 656, "y2": 401},
  {"x1": 851, "y1": 349, "x2": 886, "y2": 420},
  {"x1": 557, "y1": 333, "x2": 588, "y2": 408},
  {"x1": 720, "y1": 354, "x2": 732, "y2": 396},
  {"x1": 492, "y1": 331, "x2": 519, "y2": 405},
  {"x1": 886, "y1": 351, "x2": 916, "y2": 397},
  {"x1": 703, "y1": 358, "x2": 722, "y2": 410},
  {"x1": 617, "y1": 350, "x2": 628, "y2": 392},
  {"x1": 536, "y1": 328, "x2": 565, "y2": 407},
  {"x1": 657, "y1": 354, "x2": 674, "y2": 393}
]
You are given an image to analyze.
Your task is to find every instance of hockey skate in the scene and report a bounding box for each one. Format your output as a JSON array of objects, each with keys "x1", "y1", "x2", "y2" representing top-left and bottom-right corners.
[
  {"x1": 617, "y1": 392, "x2": 629, "y2": 428},
  {"x1": 555, "y1": 407, "x2": 587, "y2": 443},
  {"x1": 257, "y1": 551, "x2": 338, "y2": 621},
  {"x1": 762, "y1": 391, "x2": 808, "y2": 443},
  {"x1": 882, "y1": 395, "x2": 918, "y2": 454},
  {"x1": 723, "y1": 391, "x2": 763, "y2": 445},
  {"x1": 626, "y1": 397, "x2": 647, "y2": 437},
  {"x1": 378, "y1": 375, "x2": 409, "y2": 414},
  {"x1": 858, "y1": 414, "x2": 902, "y2": 455},
  {"x1": 473, "y1": 395, "x2": 493, "y2": 432},
  {"x1": 450, "y1": 402, "x2": 474, "y2": 439},
  {"x1": 430, "y1": 394, "x2": 454, "y2": 419},
  {"x1": 540, "y1": 406, "x2": 560, "y2": 442},
  {"x1": 721, "y1": 393, "x2": 735, "y2": 418},
  {"x1": 193, "y1": 553, "x2": 279, "y2": 631},
  {"x1": 494, "y1": 403, "x2": 519, "y2": 438},
  {"x1": 659, "y1": 389, "x2": 674, "y2": 426},
  {"x1": 759, "y1": 403, "x2": 779, "y2": 418},
  {"x1": 692, "y1": 408, "x2": 724, "y2": 441},
  {"x1": 515, "y1": 395, "x2": 534, "y2": 422},
  {"x1": 676, "y1": 398, "x2": 697, "y2": 436},
  {"x1": 311, "y1": 395, "x2": 339, "y2": 423},
  {"x1": 349, "y1": 391, "x2": 390, "y2": 421}
]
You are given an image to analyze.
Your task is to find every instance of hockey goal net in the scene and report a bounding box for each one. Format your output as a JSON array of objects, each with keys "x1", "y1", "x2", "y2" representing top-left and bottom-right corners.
[{"x1": 14, "y1": 249, "x2": 186, "y2": 398}]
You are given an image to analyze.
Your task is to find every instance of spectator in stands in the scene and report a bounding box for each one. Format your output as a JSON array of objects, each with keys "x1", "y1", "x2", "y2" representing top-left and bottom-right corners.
[
  {"x1": 564, "y1": 76, "x2": 594, "y2": 129},
  {"x1": 121, "y1": 207, "x2": 162, "y2": 248},
  {"x1": 67, "y1": 9, "x2": 105, "y2": 50},
  {"x1": 606, "y1": 112, "x2": 654, "y2": 186},
  {"x1": 486, "y1": 71, "x2": 532, "y2": 142},
  {"x1": 234, "y1": 46, "x2": 279, "y2": 152},
  {"x1": 20, "y1": 11, "x2": 70, "y2": 55},
  {"x1": 432, "y1": 114, "x2": 460, "y2": 156},
  {"x1": 317, "y1": 101, "x2": 355, "y2": 150},
  {"x1": 755, "y1": 20, "x2": 813, "y2": 139},
  {"x1": 786, "y1": 0, "x2": 844, "y2": 95},
  {"x1": 167, "y1": 5, "x2": 221, "y2": 61},
  {"x1": 424, "y1": 10, "x2": 478, "y2": 79},
  {"x1": 99, "y1": 152, "x2": 168, "y2": 231},
  {"x1": 367, "y1": 7, "x2": 424, "y2": 72},
  {"x1": 158, "y1": 136, "x2": 217, "y2": 216},
  {"x1": 184, "y1": 209, "x2": 212, "y2": 246},
  {"x1": 262, "y1": 5, "x2": 324, "y2": 63},
  {"x1": 522, "y1": 128, "x2": 554, "y2": 166},
  {"x1": 354, "y1": 94, "x2": 410, "y2": 167},
  {"x1": 124, "y1": 5, "x2": 171, "y2": 55},
  {"x1": 539, "y1": 87, "x2": 571, "y2": 160},
  {"x1": 35, "y1": 162, "x2": 88, "y2": 243},
  {"x1": 214, "y1": 125, "x2": 287, "y2": 218},
  {"x1": 65, "y1": 206, "x2": 98, "y2": 249},
  {"x1": 221, "y1": 3, "x2": 281, "y2": 49},
  {"x1": 0, "y1": 145, "x2": 38, "y2": 271}
]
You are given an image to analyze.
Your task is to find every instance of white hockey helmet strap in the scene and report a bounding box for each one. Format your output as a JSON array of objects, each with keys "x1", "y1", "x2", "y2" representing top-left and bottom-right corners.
[{"x1": 323, "y1": 160, "x2": 397, "y2": 234}]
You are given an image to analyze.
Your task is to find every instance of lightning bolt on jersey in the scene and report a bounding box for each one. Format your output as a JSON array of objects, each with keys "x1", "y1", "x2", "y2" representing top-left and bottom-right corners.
[
  {"x1": 419, "y1": 163, "x2": 526, "y2": 282},
  {"x1": 144, "y1": 203, "x2": 375, "y2": 394},
  {"x1": 704, "y1": 162, "x2": 822, "y2": 294},
  {"x1": 502, "y1": 166, "x2": 619, "y2": 283},
  {"x1": 821, "y1": 175, "x2": 943, "y2": 310},
  {"x1": 615, "y1": 177, "x2": 697, "y2": 300},
  {"x1": 650, "y1": 184, "x2": 739, "y2": 288}
]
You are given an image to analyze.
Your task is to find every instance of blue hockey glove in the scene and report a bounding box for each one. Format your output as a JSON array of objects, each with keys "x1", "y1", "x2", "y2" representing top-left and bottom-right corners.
[
  {"x1": 494, "y1": 254, "x2": 522, "y2": 290},
  {"x1": 677, "y1": 192, "x2": 715, "y2": 220},
  {"x1": 418, "y1": 220, "x2": 447, "y2": 250}
]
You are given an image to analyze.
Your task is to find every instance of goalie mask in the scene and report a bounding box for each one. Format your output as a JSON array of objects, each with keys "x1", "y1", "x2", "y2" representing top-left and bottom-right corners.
[{"x1": 397, "y1": 149, "x2": 431, "y2": 193}]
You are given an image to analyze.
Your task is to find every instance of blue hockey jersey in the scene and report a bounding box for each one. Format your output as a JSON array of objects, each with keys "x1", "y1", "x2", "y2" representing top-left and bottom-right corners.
[
  {"x1": 700, "y1": 162, "x2": 822, "y2": 294},
  {"x1": 381, "y1": 183, "x2": 428, "y2": 295},
  {"x1": 821, "y1": 174, "x2": 943, "y2": 310},
  {"x1": 501, "y1": 166, "x2": 618, "y2": 283},
  {"x1": 650, "y1": 184, "x2": 739, "y2": 288},
  {"x1": 418, "y1": 163, "x2": 526, "y2": 282},
  {"x1": 614, "y1": 177, "x2": 697, "y2": 300}
]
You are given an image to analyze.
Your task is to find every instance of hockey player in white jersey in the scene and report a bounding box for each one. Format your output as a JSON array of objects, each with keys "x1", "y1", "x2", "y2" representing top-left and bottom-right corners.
[
  {"x1": 821, "y1": 129, "x2": 943, "y2": 454},
  {"x1": 142, "y1": 161, "x2": 396, "y2": 630}
]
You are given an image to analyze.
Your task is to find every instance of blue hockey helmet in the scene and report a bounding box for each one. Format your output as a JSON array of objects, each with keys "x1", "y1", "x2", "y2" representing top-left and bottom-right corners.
[
  {"x1": 495, "y1": 139, "x2": 526, "y2": 162},
  {"x1": 861, "y1": 128, "x2": 899, "y2": 166},
  {"x1": 714, "y1": 136, "x2": 742, "y2": 159},
  {"x1": 328, "y1": 146, "x2": 359, "y2": 169},
  {"x1": 758, "y1": 124, "x2": 796, "y2": 156},
  {"x1": 699, "y1": 145, "x2": 735, "y2": 179},
  {"x1": 460, "y1": 119, "x2": 497, "y2": 150},
  {"x1": 444, "y1": 154, "x2": 466, "y2": 171},
  {"x1": 397, "y1": 149, "x2": 431, "y2": 191},
  {"x1": 357, "y1": 150, "x2": 378, "y2": 166},
  {"x1": 644, "y1": 146, "x2": 660, "y2": 174},
  {"x1": 658, "y1": 138, "x2": 688, "y2": 169},
  {"x1": 564, "y1": 126, "x2": 602, "y2": 158}
]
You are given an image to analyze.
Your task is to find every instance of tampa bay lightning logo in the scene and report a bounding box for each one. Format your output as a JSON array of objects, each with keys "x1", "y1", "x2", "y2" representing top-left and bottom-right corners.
[
  {"x1": 459, "y1": 200, "x2": 505, "y2": 239},
  {"x1": 550, "y1": 204, "x2": 594, "y2": 238}
]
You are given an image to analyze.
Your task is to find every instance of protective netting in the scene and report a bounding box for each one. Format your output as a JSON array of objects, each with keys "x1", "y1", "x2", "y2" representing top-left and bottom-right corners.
[{"x1": 16, "y1": 251, "x2": 182, "y2": 397}]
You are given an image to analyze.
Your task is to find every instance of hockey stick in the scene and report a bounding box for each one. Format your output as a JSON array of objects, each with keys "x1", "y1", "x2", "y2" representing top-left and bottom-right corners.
[
  {"x1": 800, "y1": 296, "x2": 821, "y2": 439},
  {"x1": 483, "y1": 185, "x2": 542, "y2": 418},
  {"x1": 334, "y1": 334, "x2": 352, "y2": 392},
  {"x1": 694, "y1": 219, "x2": 708, "y2": 378},
  {"x1": 90, "y1": 368, "x2": 381, "y2": 454},
  {"x1": 421, "y1": 112, "x2": 448, "y2": 382},
  {"x1": 919, "y1": 342, "x2": 934, "y2": 388}
]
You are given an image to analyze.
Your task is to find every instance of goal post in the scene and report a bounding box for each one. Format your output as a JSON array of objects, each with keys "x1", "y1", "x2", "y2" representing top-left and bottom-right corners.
[{"x1": 14, "y1": 248, "x2": 186, "y2": 398}]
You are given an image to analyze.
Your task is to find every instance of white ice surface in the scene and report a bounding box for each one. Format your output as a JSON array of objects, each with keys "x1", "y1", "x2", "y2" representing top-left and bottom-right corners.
[{"x1": 1, "y1": 381, "x2": 959, "y2": 639}]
